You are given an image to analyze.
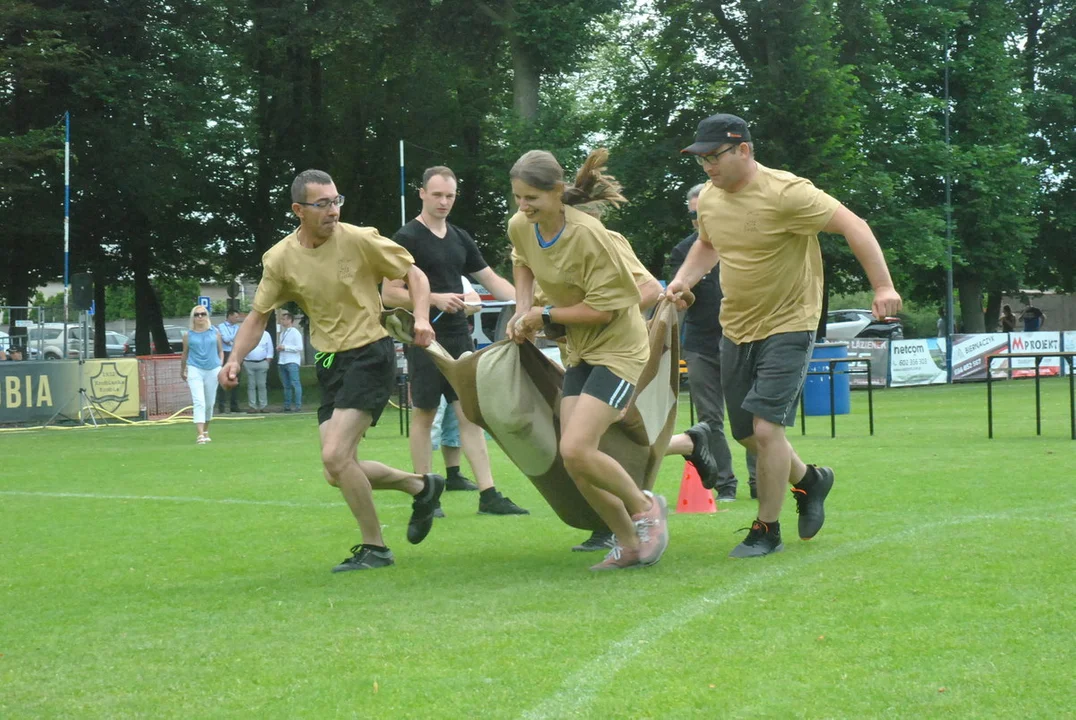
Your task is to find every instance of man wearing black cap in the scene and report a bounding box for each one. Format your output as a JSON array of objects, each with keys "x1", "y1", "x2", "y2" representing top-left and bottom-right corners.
[{"x1": 666, "y1": 113, "x2": 902, "y2": 558}]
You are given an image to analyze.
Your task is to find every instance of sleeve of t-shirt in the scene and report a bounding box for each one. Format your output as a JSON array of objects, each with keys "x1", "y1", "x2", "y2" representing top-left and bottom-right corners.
[
  {"x1": 252, "y1": 253, "x2": 289, "y2": 314},
  {"x1": 508, "y1": 214, "x2": 530, "y2": 269},
  {"x1": 457, "y1": 228, "x2": 489, "y2": 275},
  {"x1": 779, "y1": 176, "x2": 841, "y2": 236},
  {"x1": 364, "y1": 229, "x2": 415, "y2": 281},
  {"x1": 607, "y1": 232, "x2": 654, "y2": 287},
  {"x1": 580, "y1": 229, "x2": 641, "y2": 312}
]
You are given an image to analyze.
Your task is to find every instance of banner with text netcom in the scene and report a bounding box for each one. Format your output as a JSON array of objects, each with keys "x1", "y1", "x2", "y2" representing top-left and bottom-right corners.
[
  {"x1": 0, "y1": 359, "x2": 141, "y2": 424},
  {"x1": 951, "y1": 333, "x2": 1010, "y2": 382},
  {"x1": 1009, "y1": 332, "x2": 1061, "y2": 378},
  {"x1": 889, "y1": 338, "x2": 948, "y2": 388}
]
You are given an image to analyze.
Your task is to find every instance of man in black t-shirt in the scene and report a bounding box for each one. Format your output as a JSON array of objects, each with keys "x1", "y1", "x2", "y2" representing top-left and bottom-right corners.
[
  {"x1": 667, "y1": 183, "x2": 756, "y2": 501},
  {"x1": 383, "y1": 166, "x2": 528, "y2": 516}
]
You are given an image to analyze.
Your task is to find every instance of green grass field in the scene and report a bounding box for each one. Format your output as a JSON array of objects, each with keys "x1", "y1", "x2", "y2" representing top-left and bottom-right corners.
[{"x1": 2, "y1": 379, "x2": 1074, "y2": 719}]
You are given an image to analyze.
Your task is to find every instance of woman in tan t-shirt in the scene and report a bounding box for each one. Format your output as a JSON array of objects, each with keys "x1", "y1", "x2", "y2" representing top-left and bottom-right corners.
[{"x1": 506, "y1": 148, "x2": 670, "y2": 571}]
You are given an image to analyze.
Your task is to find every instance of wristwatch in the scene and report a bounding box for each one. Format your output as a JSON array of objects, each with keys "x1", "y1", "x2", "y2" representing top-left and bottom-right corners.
[{"x1": 542, "y1": 305, "x2": 554, "y2": 324}]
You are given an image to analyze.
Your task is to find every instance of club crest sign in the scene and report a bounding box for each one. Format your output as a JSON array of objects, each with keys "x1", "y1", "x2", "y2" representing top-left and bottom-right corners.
[{"x1": 89, "y1": 361, "x2": 131, "y2": 413}]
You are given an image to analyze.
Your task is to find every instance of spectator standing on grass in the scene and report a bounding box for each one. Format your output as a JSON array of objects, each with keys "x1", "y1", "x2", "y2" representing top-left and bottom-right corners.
[
  {"x1": 667, "y1": 113, "x2": 902, "y2": 558},
  {"x1": 1020, "y1": 304, "x2": 1046, "y2": 332},
  {"x1": 427, "y1": 276, "x2": 483, "y2": 496},
  {"x1": 219, "y1": 168, "x2": 444, "y2": 573},
  {"x1": 181, "y1": 305, "x2": 223, "y2": 444},
  {"x1": 667, "y1": 181, "x2": 757, "y2": 503},
  {"x1": 276, "y1": 311, "x2": 304, "y2": 412},
  {"x1": 1000, "y1": 305, "x2": 1016, "y2": 333},
  {"x1": 243, "y1": 330, "x2": 273, "y2": 412},
  {"x1": 506, "y1": 148, "x2": 669, "y2": 571},
  {"x1": 382, "y1": 165, "x2": 527, "y2": 516},
  {"x1": 215, "y1": 309, "x2": 243, "y2": 413}
]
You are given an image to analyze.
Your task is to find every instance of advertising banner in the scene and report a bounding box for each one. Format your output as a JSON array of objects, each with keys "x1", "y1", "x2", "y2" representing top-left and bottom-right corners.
[
  {"x1": 951, "y1": 333, "x2": 1010, "y2": 382},
  {"x1": 0, "y1": 358, "x2": 140, "y2": 424},
  {"x1": 846, "y1": 339, "x2": 889, "y2": 388},
  {"x1": 1065, "y1": 332, "x2": 1076, "y2": 375},
  {"x1": 889, "y1": 338, "x2": 948, "y2": 387},
  {"x1": 1008, "y1": 332, "x2": 1061, "y2": 378}
]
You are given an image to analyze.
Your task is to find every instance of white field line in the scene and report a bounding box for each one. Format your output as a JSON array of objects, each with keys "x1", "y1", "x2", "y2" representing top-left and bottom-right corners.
[
  {"x1": 520, "y1": 503, "x2": 1075, "y2": 720},
  {"x1": 0, "y1": 490, "x2": 341, "y2": 509}
]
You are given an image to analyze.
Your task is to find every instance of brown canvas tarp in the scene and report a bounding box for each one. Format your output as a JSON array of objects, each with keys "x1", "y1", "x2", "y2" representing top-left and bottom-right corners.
[{"x1": 383, "y1": 300, "x2": 683, "y2": 531}]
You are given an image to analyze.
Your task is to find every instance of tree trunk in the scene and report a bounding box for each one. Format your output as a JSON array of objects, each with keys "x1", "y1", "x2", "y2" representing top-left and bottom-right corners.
[
  {"x1": 957, "y1": 275, "x2": 986, "y2": 333},
  {"x1": 984, "y1": 290, "x2": 1003, "y2": 333},
  {"x1": 511, "y1": 39, "x2": 539, "y2": 121},
  {"x1": 93, "y1": 270, "x2": 107, "y2": 358},
  {"x1": 132, "y1": 241, "x2": 170, "y2": 354}
]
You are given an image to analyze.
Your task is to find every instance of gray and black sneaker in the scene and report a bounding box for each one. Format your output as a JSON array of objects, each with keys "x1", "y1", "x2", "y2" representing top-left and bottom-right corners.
[
  {"x1": 332, "y1": 545, "x2": 395, "y2": 573},
  {"x1": 683, "y1": 422, "x2": 721, "y2": 490},
  {"x1": 407, "y1": 473, "x2": 446, "y2": 544},
  {"x1": 571, "y1": 530, "x2": 616, "y2": 552},
  {"x1": 433, "y1": 504, "x2": 446, "y2": 519},
  {"x1": 728, "y1": 520, "x2": 783, "y2": 558},
  {"x1": 792, "y1": 465, "x2": 834, "y2": 540},
  {"x1": 478, "y1": 490, "x2": 529, "y2": 515},
  {"x1": 716, "y1": 486, "x2": 737, "y2": 502},
  {"x1": 445, "y1": 474, "x2": 479, "y2": 491}
]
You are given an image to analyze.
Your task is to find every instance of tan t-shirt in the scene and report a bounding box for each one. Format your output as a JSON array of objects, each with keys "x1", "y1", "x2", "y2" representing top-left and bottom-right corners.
[
  {"x1": 697, "y1": 163, "x2": 840, "y2": 344},
  {"x1": 252, "y1": 223, "x2": 414, "y2": 352},
  {"x1": 534, "y1": 230, "x2": 654, "y2": 308},
  {"x1": 509, "y1": 206, "x2": 649, "y2": 383}
]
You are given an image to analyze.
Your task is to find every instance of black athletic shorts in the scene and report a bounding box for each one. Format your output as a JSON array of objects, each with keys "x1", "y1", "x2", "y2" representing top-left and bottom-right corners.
[
  {"x1": 720, "y1": 331, "x2": 813, "y2": 440},
  {"x1": 315, "y1": 337, "x2": 396, "y2": 426},
  {"x1": 407, "y1": 331, "x2": 474, "y2": 410},
  {"x1": 563, "y1": 361, "x2": 635, "y2": 411}
]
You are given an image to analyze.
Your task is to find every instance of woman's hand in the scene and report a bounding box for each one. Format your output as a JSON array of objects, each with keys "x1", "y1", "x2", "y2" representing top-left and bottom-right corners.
[{"x1": 506, "y1": 308, "x2": 543, "y2": 344}]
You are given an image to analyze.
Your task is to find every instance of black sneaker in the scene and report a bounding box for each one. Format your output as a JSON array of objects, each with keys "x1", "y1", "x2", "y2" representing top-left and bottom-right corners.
[
  {"x1": 445, "y1": 474, "x2": 479, "y2": 491},
  {"x1": 792, "y1": 465, "x2": 834, "y2": 540},
  {"x1": 716, "y1": 487, "x2": 737, "y2": 502},
  {"x1": 571, "y1": 530, "x2": 616, "y2": 552},
  {"x1": 749, "y1": 483, "x2": 758, "y2": 500},
  {"x1": 407, "y1": 473, "x2": 446, "y2": 544},
  {"x1": 331, "y1": 545, "x2": 395, "y2": 573},
  {"x1": 683, "y1": 422, "x2": 721, "y2": 489},
  {"x1": 478, "y1": 490, "x2": 529, "y2": 515},
  {"x1": 728, "y1": 520, "x2": 783, "y2": 558}
]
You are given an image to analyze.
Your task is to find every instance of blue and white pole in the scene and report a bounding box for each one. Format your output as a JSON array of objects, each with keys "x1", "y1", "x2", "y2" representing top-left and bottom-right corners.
[{"x1": 399, "y1": 139, "x2": 406, "y2": 228}]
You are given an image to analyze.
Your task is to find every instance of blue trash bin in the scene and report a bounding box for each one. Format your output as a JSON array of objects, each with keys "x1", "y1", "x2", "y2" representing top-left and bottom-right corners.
[{"x1": 803, "y1": 342, "x2": 851, "y2": 416}]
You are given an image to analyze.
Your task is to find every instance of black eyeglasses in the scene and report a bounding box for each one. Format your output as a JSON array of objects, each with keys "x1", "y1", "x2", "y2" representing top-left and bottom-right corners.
[
  {"x1": 194, "y1": 312, "x2": 208, "y2": 317},
  {"x1": 694, "y1": 146, "x2": 738, "y2": 166},
  {"x1": 296, "y1": 195, "x2": 345, "y2": 209}
]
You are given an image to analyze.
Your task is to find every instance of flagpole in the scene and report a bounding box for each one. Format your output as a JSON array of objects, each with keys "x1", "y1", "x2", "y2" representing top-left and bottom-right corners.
[{"x1": 63, "y1": 111, "x2": 71, "y2": 356}]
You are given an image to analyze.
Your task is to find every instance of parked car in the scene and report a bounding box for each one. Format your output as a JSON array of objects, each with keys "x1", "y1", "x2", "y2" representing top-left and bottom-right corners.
[
  {"x1": 825, "y1": 309, "x2": 903, "y2": 341},
  {"x1": 124, "y1": 325, "x2": 187, "y2": 355},
  {"x1": 0, "y1": 330, "x2": 40, "y2": 359}
]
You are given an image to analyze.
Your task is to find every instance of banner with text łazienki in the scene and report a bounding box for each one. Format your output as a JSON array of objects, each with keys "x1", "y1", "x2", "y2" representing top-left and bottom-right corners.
[
  {"x1": 1008, "y1": 332, "x2": 1061, "y2": 378},
  {"x1": 889, "y1": 338, "x2": 948, "y2": 387},
  {"x1": 846, "y1": 339, "x2": 889, "y2": 388},
  {"x1": 951, "y1": 333, "x2": 1010, "y2": 381}
]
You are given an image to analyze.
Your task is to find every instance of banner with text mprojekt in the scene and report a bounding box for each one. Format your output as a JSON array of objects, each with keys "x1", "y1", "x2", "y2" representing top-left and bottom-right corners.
[{"x1": 1009, "y1": 332, "x2": 1061, "y2": 378}]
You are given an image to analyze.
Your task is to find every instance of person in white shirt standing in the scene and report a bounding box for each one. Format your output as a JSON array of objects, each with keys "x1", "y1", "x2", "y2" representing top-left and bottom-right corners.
[
  {"x1": 244, "y1": 330, "x2": 274, "y2": 412},
  {"x1": 276, "y1": 311, "x2": 304, "y2": 412}
]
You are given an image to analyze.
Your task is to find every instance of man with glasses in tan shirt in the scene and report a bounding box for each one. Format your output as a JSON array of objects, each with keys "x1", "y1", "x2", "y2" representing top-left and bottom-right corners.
[{"x1": 220, "y1": 169, "x2": 446, "y2": 573}]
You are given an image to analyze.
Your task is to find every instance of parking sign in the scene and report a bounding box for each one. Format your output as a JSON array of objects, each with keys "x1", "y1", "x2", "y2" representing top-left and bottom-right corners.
[{"x1": 198, "y1": 296, "x2": 211, "y2": 310}]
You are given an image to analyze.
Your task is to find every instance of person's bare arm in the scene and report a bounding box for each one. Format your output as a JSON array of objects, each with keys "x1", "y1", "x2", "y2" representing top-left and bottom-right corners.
[
  {"x1": 472, "y1": 267, "x2": 516, "y2": 302},
  {"x1": 405, "y1": 266, "x2": 435, "y2": 348},
  {"x1": 382, "y1": 276, "x2": 465, "y2": 314},
  {"x1": 637, "y1": 277, "x2": 663, "y2": 311},
  {"x1": 218, "y1": 311, "x2": 270, "y2": 388},
  {"x1": 180, "y1": 333, "x2": 190, "y2": 380},
  {"x1": 823, "y1": 204, "x2": 902, "y2": 318}
]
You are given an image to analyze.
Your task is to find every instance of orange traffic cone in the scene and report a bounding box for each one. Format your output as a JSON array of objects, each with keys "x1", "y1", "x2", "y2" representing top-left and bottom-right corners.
[{"x1": 676, "y1": 462, "x2": 722, "y2": 514}]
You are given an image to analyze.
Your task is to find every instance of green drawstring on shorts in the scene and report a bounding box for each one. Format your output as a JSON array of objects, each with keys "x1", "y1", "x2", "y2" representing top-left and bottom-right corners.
[{"x1": 314, "y1": 351, "x2": 336, "y2": 369}]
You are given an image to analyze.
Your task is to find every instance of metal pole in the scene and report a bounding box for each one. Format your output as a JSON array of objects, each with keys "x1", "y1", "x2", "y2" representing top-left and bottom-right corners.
[
  {"x1": 944, "y1": 35, "x2": 955, "y2": 383},
  {"x1": 63, "y1": 111, "x2": 71, "y2": 358},
  {"x1": 399, "y1": 139, "x2": 406, "y2": 228}
]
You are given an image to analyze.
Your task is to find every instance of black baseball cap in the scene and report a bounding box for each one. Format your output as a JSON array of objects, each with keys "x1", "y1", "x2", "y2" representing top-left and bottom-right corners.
[{"x1": 681, "y1": 113, "x2": 751, "y2": 155}]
